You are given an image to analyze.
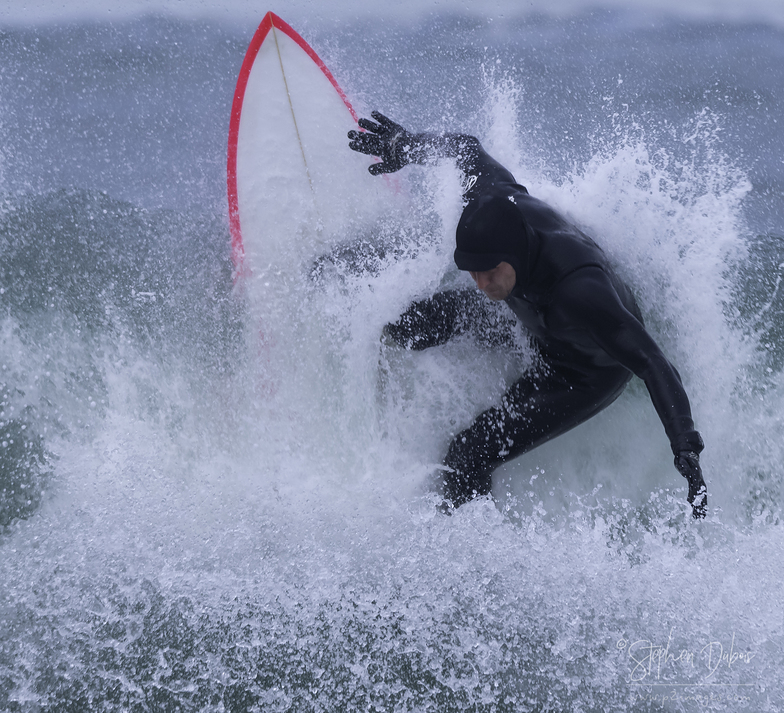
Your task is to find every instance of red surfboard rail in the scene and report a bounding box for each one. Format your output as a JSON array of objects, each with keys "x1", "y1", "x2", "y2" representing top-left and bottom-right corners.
[{"x1": 226, "y1": 12, "x2": 360, "y2": 277}]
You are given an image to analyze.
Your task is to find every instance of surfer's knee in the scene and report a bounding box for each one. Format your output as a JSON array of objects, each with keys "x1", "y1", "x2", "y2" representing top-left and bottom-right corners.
[
  {"x1": 440, "y1": 466, "x2": 492, "y2": 508},
  {"x1": 441, "y1": 435, "x2": 494, "y2": 507}
]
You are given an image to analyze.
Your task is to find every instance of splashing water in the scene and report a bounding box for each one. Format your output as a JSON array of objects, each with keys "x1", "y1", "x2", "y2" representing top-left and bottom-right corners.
[{"x1": 1, "y1": 15, "x2": 783, "y2": 713}]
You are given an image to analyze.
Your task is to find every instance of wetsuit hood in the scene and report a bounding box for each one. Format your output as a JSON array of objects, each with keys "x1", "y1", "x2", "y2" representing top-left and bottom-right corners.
[{"x1": 454, "y1": 194, "x2": 525, "y2": 278}]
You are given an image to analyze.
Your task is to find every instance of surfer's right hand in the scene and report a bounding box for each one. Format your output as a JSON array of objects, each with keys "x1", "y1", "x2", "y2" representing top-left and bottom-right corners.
[
  {"x1": 675, "y1": 451, "x2": 708, "y2": 519},
  {"x1": 348, "y1": 111, "x2": 414, "y2": 175}
]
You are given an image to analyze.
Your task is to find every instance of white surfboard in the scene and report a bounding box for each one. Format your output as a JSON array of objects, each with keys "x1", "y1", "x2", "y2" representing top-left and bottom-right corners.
[{"x1": 227, "y1": 12, "x2": 388, "y2": 294}]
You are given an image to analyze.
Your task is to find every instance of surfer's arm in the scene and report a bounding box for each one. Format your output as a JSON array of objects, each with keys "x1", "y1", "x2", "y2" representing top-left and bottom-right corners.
[
  {"x1": 383, "y1": 289, "x2": 516, "y2": 350},
  {"x1": 383, "y1": 290, "x2": 476, "y2": 350},
  {"x1": 348, "y1": 112, "x2": 516, "y2": 187},
  {"x1": 549, "y1": 267, "x2": 707, "y2": 517},
  {"x1": 405, "y1": 134, "x2": 520, "y2": 197}
]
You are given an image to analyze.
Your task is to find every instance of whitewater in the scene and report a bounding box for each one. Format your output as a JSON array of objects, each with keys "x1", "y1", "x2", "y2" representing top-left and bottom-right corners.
[{"x1": 1, "y1": 7, "x2": 783, "y2": 712}]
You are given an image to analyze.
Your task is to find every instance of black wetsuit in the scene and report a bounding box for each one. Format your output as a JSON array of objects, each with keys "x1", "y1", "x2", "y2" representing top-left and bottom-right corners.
[{"x1": 382, "y1": 135, "x2": 704, "y2": 506}]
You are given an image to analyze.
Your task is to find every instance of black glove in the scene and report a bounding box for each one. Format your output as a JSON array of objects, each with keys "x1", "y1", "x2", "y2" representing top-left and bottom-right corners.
[
  {"x1": 348, "y1": 111, "x2": 415, "y2": 175},
  {"x1": 674, "y1": 451, "x2": 707, "y2": 519}
]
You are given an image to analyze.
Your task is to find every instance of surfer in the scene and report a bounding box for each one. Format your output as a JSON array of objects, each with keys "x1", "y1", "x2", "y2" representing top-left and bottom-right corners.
[{"x1": 348, "y1": 112, "x2": 708, "y2": 519}]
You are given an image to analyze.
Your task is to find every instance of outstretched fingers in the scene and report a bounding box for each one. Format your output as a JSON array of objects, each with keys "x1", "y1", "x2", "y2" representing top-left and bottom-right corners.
[
  {"x1": 347, "y1": 110, "x2": 409, "y2": 175},
  {"x1": 348, "y1": 133, "x2": 382, "y2": 156},
  {"x1": 357, "y1": 117, "x2": 383, "y2": 133},
  {"x1": 368, "y1": 162, "x2": 393, "y2": 176},
  {"x1": 370, "y1": 111, "x2": 399, "y2": 128}
]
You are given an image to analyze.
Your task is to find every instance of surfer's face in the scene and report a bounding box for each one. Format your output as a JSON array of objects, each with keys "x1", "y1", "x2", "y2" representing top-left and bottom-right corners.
[{"x1": 470, "y1": 261, "x2": 516, "y2": 301}]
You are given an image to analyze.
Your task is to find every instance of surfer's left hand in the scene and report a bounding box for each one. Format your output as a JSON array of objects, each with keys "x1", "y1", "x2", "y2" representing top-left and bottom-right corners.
[
  {"x1": 675, "y1": 451, "x2": 707, "y2": 519},
  {"x1": 348, "y1": 111, "x2": 414, "y2": 175}
]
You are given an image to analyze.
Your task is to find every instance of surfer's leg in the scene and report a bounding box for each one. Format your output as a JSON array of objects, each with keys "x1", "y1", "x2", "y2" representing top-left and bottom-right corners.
[{"x1": 440, "y1": 365, "x2": 631, "y2": 506}]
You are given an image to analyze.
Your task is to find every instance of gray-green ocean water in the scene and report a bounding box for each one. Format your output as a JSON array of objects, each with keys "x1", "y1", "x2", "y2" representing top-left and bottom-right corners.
[{"x1": 1, "y1": 10, "x2": 783, "y2": 712}]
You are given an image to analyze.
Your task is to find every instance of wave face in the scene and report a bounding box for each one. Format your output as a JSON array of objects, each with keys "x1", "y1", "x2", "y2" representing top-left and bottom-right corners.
[{"x1": 1, "y1": 12, "x2": 783, "y2": 712}]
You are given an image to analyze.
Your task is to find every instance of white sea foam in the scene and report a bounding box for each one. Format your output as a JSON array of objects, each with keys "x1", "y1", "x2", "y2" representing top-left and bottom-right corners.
[{"x1": 0, "y1": 15, "x2": 782, "y2": 713}]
